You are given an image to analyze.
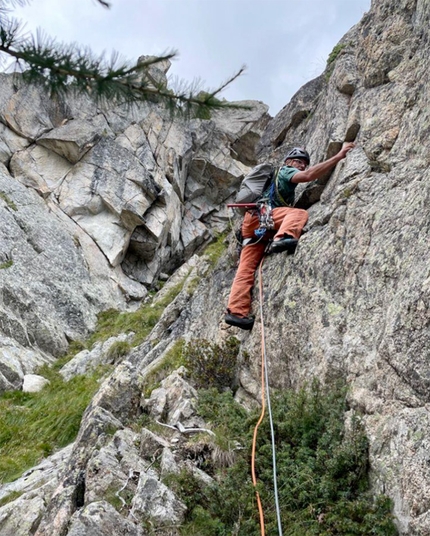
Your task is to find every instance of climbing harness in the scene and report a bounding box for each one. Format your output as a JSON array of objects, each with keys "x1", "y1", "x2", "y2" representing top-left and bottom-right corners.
[{"x1": 227, "y1": 200, "x2": 275, "y2": 243}]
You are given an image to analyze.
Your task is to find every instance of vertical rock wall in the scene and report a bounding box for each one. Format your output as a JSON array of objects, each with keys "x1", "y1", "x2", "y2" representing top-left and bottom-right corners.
[{"x1": 246, "y1": 0, "x2": 430, "y2": 532}]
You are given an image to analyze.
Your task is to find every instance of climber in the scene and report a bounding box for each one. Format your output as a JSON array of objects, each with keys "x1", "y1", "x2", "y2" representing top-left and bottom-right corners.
[{"x1": 225, "y1": 142, "x2": 355, "y2": 330}]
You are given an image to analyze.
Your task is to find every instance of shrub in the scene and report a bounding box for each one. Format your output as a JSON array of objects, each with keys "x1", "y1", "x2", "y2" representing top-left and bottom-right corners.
[
  {"x1": 87, "y1": 281, "x2": 184, "y2": 349},
  {"x1": 106, "y1": 340, "x2": 132, "y2": 362},
  {"x1": 177, "y1": 381, "x2": 397, "y2": 535},
  {"x1": 0, "y1": 192, "x2": 17, "y2": 211},
  {"x1": 0, "y1": 260, "x2": 13, "y2": 269},
  {"x1": 183, "y1": 337, "x2": 240, "y2": 391}
]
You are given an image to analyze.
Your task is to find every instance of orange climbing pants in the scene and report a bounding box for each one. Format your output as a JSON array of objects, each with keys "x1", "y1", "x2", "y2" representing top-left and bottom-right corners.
[{"x1": 226, "y1": 207, "x2": 308, "y2": 318}]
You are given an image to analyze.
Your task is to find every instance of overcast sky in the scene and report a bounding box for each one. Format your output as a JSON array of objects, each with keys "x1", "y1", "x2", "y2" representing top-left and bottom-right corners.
[{"x1": 13, "y1": 0, "x2": 371, "y2": 116}]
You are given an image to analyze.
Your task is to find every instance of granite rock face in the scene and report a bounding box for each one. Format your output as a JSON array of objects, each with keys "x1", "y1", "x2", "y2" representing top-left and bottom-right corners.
[
  {"x1": 0, "y1": 67, "x2": 269, "y2": 383},
  {"x1": 254, "y1": 1, "x2": 430, "y2": 533},
  {"x1": 2, "y1": 0, "x2": 430, "y2": 534}
]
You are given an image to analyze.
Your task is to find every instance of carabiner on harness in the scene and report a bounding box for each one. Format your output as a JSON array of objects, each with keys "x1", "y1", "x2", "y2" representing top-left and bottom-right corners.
[{"x1": 254, "y1": 200, "x2": 274, "y2": 238}]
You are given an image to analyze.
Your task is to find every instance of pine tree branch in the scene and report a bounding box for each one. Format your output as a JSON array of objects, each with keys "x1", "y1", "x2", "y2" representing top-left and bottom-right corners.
[{"x1": 0, "y1": 6, "x2": 249, "y2": 115}]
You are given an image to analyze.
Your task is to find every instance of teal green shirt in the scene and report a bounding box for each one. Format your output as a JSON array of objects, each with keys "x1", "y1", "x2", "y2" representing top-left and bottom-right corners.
[{"x1": 263, "y1": 166, "x2": 299, "y2": 207}]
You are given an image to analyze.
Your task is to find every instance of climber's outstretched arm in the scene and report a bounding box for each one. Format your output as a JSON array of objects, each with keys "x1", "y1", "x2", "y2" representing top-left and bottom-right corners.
[{"x1": 291, "y1": 142, "x2": 355, "y2": 183}]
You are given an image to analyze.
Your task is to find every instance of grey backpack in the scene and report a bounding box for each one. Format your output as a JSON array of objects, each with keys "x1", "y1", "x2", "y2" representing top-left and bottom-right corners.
[{"x1": 235, "y1": 163, "x2": 277, "y2": 205}]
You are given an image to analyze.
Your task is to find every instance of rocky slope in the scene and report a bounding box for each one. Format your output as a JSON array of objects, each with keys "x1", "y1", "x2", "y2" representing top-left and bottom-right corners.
[{"x1": 1, "y1": 0, "x2": 430, "y2": 534}]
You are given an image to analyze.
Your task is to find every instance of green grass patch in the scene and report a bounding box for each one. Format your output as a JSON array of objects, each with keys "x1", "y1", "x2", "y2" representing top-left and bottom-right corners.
[
  {"x1": 0, "y1": 192, "x2": 17, "y2": 211},
  {"x1": 104, "y1": 483, "x2": 134, "y2": 513},
  {"x1": 201, "y1": 232, "x2": 228, "y2": 267},
  {"x1": 175, "y1": 382, "x2": 397, "y2": 535},
  {"x1": 0, "y1": 366, "x2": 110, "y2": 484},
  {"x1": 327, "y1": 43, "x2": 348, "y2": 65},
  {"x1": 0, "y1": 490, "x2": 24, "y2": 507},
  {"x1": 106, "y1": 340, "x2": 132, "y2": 361},
  {"x1": 325, "y1": 42, "x2": 352, "y2": 81},
  {"x1": 86, "y1": 281, "x2": 184, "y2": 349},
  {"x1": 0, "y1": 259, "x2": 13, "y2": 270},
  {"x1": 186, "y1": 276, "x2": 201, "y2": 295},
  {"x1": 142, "y1": 339, "x2": 186, "y2": 398}
]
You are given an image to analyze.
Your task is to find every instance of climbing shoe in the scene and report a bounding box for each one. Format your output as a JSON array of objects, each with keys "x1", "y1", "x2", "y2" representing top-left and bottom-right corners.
[
  {"x1": 225, "y1": 313, "x2": 254, "y2": 330},
  {"x1": 269, "y1": 237, "x2": 298, "y2": 254}
]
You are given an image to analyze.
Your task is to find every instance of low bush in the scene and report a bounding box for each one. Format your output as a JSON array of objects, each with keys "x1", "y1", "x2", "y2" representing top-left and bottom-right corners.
[
  {"x1": 183, "y1": 337, "x2": 240, "y2": 391},
  {"x1": 176, "y1": 381, "x2": 397, "y2": 535},
  {"x1": 106, "y1": 340, "x2": 132, "y2": 361}
]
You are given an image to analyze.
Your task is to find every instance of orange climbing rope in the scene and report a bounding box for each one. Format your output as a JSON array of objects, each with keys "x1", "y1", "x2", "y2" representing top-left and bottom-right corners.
[
  {"x1": 250, "y1": 254, "x2": 284, "y2": 536},
  {"x1": 250, "y1": 256, "x2": 267, "y2": 536}
]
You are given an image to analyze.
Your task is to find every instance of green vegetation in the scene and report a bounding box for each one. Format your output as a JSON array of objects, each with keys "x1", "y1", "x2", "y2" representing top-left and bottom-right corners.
[
  {"x1": 142, "y1": 339, "x2": 186, "y2": 398},
  {"x1": 202, "y1": 232, "x2": 228, "y2": 267},
  {"x1": 0, "y1": 280, "x2": 187, "y2": 484},
  {"x1": 197, "y1": 387, "x2": 248, "y2": 458},
  {"x1": 369, "y1": 160, "x2": 392, "y2": 173},
  {"x1": 327, "y1": 43, "x2": 348, "y2": 66},
  {"x1": 0, "y1": 192, "x2": 17, "y2": 211},
  {"x1": 0, "y1": 259, "x2": 13, "y2": 269},
  {"x1": 183, "y1": 337, "x2": 240, "y2": 391},
  {"x1": 0, "y1": 490, "x2": 24, "y2": 507},
  {"x1": 177, "y1": 232, "x2": 228, "y2": 295},
  {"x1": 186, "y1": 276, "x2": 201, "y2": 295},
  {"x1": 325, "y1": 43, "x2": 350, "y2": 80},
  {"x1": 0, "y1": 366, "x2": 108, "y2": 483},
  {"x1": 342, "y1": 186, "x2": 356, "y2": 199},
  {"x1": 171, "y1": 382, "x2": 397, "y2": 536},
  {"x1": 104, "y1": 483, "x2": 134, "y2": 513},
  {"x1": 86, "y1": 282, "x2": 184, "y2": 349},
  {"x1": 105, "y1": 340, "x2": 132, "y2": 362}
]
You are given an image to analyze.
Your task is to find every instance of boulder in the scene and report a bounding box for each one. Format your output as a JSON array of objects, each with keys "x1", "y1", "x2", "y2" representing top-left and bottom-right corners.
[
  {"x1": 0, "y1": 337, "x2": 53, "y2": 394},
  {"x1": 0, "y1": 123, "x2": 29, "y2": 166},
  {"x1": 22, "y1": 374, "x2": 50, "y2": 393},
  {"x1": 143, "y1": 368, "x2": 204, "y2": 429},
  {"x1": 10, "y1": 144, "x2": 72, "y2": 197},
  {"x1": 130, "y1": 470, "x2": 186, "y2": 526}
]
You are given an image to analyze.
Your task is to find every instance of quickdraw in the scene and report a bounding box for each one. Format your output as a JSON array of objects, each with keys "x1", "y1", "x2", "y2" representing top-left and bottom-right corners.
[{"x1": 227, "y1": 201, "x2": 274, "y2": 241}]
